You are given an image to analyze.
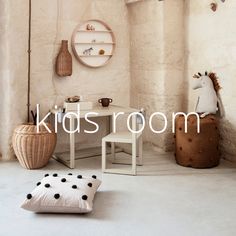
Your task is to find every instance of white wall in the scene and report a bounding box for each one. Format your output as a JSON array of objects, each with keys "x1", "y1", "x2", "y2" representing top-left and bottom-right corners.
[
  {"x1": 0, "y1": 0, "x2": 130, "y2": 160},
  {"x1": 128, "y1": 0, "x2": 185, "y2": 151},
  {"x1": 1, "y1": 0, "x2": 236, "y2": 161},
  {"x1": 0, "y1": 0, "x2": 28, "y2": 160},
  {"x1": 185, "y1": 0, "x2": 236, "y2": 161}
]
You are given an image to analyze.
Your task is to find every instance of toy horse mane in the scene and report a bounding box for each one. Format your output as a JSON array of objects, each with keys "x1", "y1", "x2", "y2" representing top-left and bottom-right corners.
[
  {"x1": 193, "y1": 71, "x2": 221, "y2": 92},
  {"x1": 208, "y1": 72, "x2": 221, "y2": 92}
]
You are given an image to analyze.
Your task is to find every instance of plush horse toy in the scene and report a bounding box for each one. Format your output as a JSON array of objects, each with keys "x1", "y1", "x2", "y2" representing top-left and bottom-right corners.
[{"x1": 192, "y1": 71, "x2": 224, "y2": 118}]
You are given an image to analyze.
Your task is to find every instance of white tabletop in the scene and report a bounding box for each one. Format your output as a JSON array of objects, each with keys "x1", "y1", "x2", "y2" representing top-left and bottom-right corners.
[{"x1": 51, "y1": 105, "x2": 139, "y2": 119}]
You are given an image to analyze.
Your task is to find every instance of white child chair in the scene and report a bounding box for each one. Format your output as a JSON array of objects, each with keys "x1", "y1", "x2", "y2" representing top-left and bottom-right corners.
[{"x1": 102, "y1": 111, "x2": 144, "y2": 176}]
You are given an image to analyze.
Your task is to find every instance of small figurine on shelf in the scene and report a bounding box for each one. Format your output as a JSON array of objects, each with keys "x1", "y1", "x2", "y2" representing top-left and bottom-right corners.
[
  {"x1": 83, "y1": 47, "x2": 94, "y2": 55},
  {"x1": 91, "y1": 39, "x2": 96, "y2": 43},
  {"x1": 210, "y1": 2, "x2": 217, "y2": 12},
  {"x1": 86, "y1": 24, "x2": 95, "y2": 31},
  {"x1": 99, "y1": 49, "x2": 105, "y2": 55}
]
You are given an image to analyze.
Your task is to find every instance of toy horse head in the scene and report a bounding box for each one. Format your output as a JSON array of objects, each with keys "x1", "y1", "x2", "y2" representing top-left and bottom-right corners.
[{"x1": 192, "y1": 71, "x2": 221, "y2": 92}]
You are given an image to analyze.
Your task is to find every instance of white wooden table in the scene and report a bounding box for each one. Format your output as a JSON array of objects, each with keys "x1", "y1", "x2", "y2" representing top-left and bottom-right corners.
[{"x1": 51, "y1": 105, "x2": 139, "y2": 169}]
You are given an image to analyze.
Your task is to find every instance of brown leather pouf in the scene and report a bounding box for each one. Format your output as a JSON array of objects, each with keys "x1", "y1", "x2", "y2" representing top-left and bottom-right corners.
[{"x1": 175, "y1": 114, "x2": 220, "y2": 168}]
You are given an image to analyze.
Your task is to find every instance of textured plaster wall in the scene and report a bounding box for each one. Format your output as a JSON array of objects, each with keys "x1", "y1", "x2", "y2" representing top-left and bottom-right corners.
[
  {"x1": 1, "y1": 0, "x2": 236, "y2": 161},
  {"x1": 126, "y1": 0, "x2": 142, "y2": 4},
  {"x1": 0, "y1": 0, "x2": 28, "y2": 160},
  {"x1": 31, "y1": 0, "x2": 130, "y2": 153},
  {"x1": 0, "y1": 0, "x2": 130, "y2": 159},
  {"x1": 185, "y1": 0, "x2": 236, "y2": 161},
  {"x1": 128, "y1": 0, "x2": 185, "y2": 151}
]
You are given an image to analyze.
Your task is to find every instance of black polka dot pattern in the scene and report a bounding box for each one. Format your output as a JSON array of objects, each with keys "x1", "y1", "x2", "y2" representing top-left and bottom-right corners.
[
  {"x1": 72, "y1": 185, "x2": 77, "y2": 189},
  {"x1": 24, "y1": 174, "x2": 100, "y2": 212},
  {"x1": 54, "y1": 194, "x2": 60, "y2": 199}
]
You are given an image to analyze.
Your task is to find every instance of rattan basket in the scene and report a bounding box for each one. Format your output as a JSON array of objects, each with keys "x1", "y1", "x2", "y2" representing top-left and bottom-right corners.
[
  {"x1": 12, "y1": 123, "x2": 57, "y2": 169},
  {"x1": 56, "y1": 40, "x2": 72, "y2": 77}
]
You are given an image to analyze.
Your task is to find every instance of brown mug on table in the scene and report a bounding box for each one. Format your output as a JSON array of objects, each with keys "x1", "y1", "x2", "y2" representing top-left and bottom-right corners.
[{"x1": 98, "y1": 98, "x2": 113, "y2": 107}]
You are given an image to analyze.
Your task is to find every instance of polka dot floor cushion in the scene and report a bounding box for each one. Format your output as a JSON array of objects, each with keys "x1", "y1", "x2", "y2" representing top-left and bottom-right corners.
[{"x1": 21, "y1": 173, "x2": 101, "y2": 213}]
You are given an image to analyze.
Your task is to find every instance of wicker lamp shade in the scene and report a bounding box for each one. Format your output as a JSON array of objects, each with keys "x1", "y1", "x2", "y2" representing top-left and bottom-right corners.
[
  {"x1": 56, "y1": 40, "x2": 72, "y2": 77},
  {"x1": 12, "y1": 123, "x2": 57, "y2": 169}
]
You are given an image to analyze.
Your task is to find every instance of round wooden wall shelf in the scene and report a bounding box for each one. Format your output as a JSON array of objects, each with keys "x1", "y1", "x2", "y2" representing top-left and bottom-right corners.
[{"x1": 71, "y1": 20, "x2": 116, "y2": 68}]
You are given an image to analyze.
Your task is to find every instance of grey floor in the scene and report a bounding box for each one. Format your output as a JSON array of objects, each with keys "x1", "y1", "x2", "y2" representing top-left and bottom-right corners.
[{"x1": 1, "y1": 146, "x2": 236, "y2": 236}]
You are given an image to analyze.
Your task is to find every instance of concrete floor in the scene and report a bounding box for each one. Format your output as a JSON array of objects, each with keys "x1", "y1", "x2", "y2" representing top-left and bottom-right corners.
[{"x1": 1, "y1": 147, "x2": 236, "y2": 236}]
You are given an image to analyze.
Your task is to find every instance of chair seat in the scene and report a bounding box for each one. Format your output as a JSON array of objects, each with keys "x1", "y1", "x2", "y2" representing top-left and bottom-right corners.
[{"x1": 103, "y1": 131, "x2": 133, "y2": 143}]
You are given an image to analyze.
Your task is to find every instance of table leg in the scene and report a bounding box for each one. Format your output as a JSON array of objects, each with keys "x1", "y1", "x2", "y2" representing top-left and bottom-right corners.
[
  {"x1": 70, "y1": 117, "x2": 75, "y2": 169},
  {"x1": 109, "y1": 115, "x2": 116, "y2": 161},
  {"x1": 138, "y1": 135, "x2": 143, "y2": 166},
  {"x1": 132, "y1": 114, "x2": 137, "y2": 175}
]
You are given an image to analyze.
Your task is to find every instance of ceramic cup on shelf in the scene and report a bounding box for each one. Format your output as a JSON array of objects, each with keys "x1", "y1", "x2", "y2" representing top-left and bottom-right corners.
[{"x1": 98, "y1": 98, "x2": 113, "y2": 107}]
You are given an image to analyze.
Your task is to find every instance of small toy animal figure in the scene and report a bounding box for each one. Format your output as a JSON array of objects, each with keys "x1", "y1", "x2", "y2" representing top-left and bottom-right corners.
[
  {"x1": 192, "y1": 71, "x2": 224, "y2": 118},
  {"x1": 86, "y1": 24, "x2": 95, "y2": 31},
  {"x1": 210, "y1": 2, "x2": 218, "y2": 12},
  {"x1": 99, "y1": 49, "x2": 105, "y2": 55},
  {"x1": 83, "y1": 47, "x2": 93, "y2": 55}
]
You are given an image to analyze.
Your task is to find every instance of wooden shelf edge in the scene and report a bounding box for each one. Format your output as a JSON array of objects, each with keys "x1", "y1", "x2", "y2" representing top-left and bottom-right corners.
[
  {"x1": 75, "y1": 42, "x2": 115, "y2": 45},
  {"x1": 77, "y1": 30, "x2": 112, "y2": 33},
  {"x1": 79, "y1": 55, "x2": 113, "y2": 57}
]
